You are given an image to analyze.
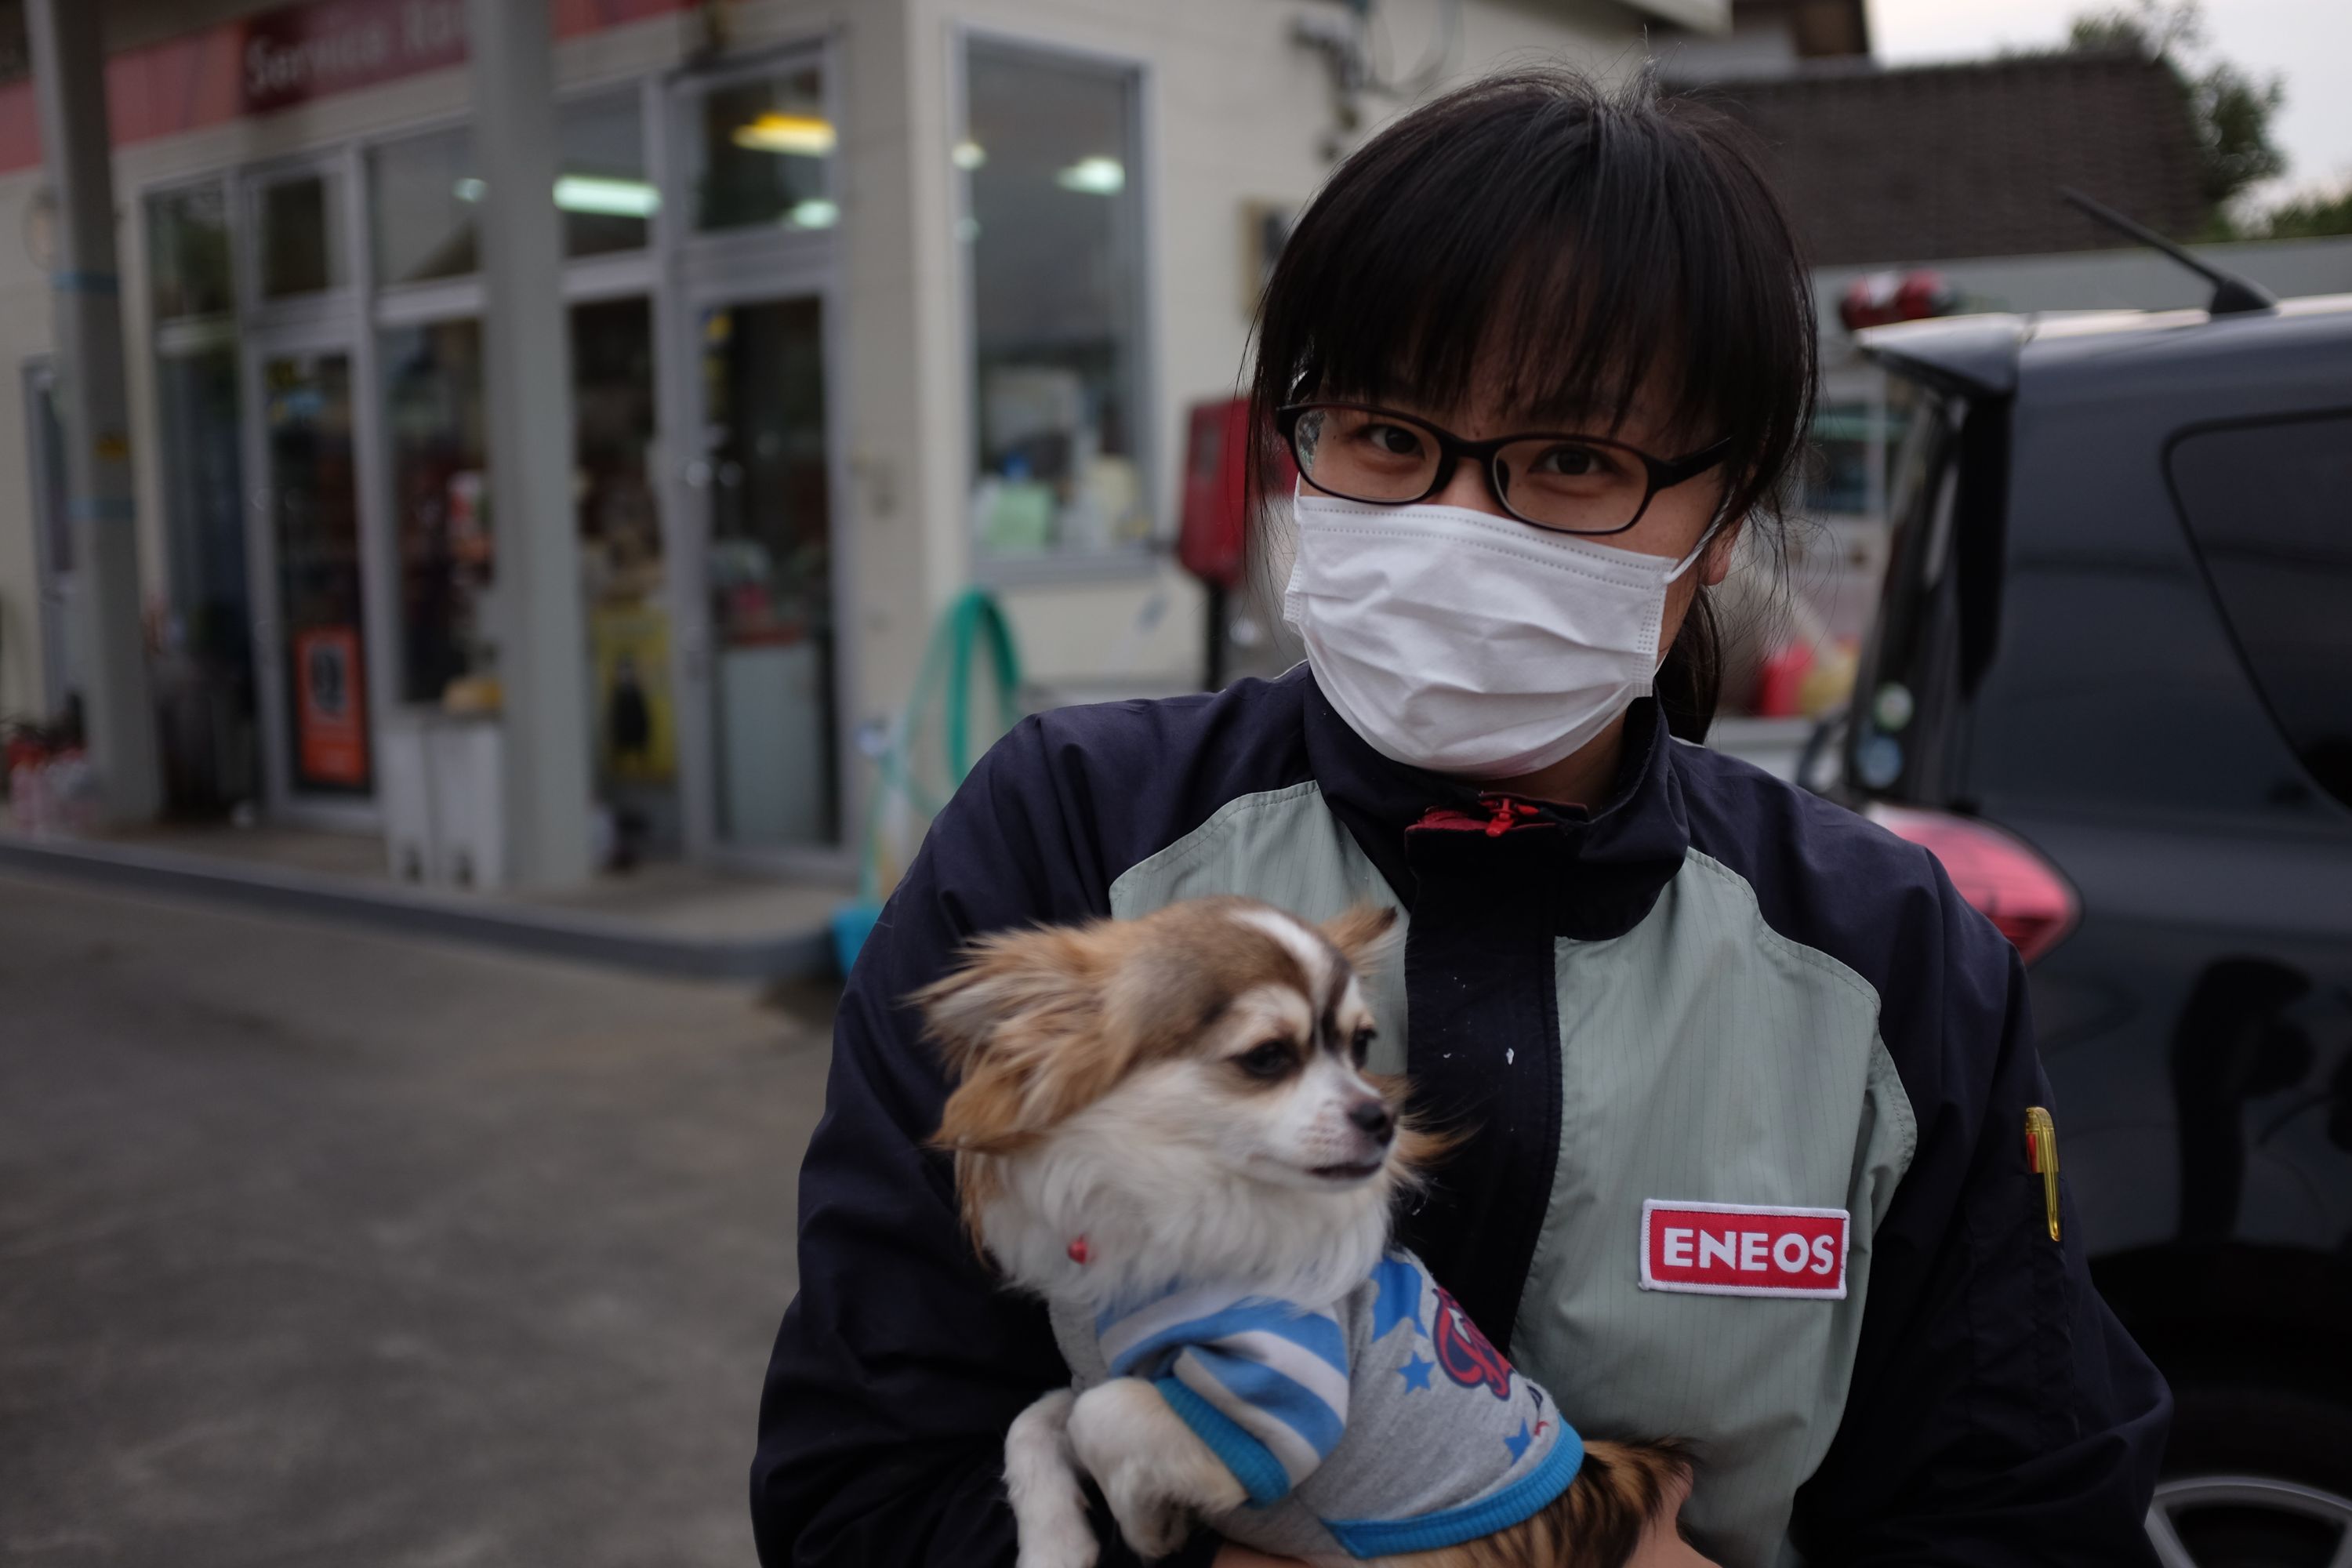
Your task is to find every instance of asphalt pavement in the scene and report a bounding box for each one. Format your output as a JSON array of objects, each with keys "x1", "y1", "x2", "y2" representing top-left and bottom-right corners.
[{"x1": 0, "y1": 870, "x2": 836, "y2": 1567}]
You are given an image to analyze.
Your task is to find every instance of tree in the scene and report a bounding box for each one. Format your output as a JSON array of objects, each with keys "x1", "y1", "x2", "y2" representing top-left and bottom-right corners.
[
  {"x1": 2067, "y1": 1, "x2": 2285, "y2": 219},
  {"x1": 2245, "y1": 183, "x2": 2352, "y2": 241}
]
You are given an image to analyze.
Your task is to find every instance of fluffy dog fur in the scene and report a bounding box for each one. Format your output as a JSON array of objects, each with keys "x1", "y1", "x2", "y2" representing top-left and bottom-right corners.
[{"x1": 919, "y1": 896, "x2": 1692, "y2": 1568}]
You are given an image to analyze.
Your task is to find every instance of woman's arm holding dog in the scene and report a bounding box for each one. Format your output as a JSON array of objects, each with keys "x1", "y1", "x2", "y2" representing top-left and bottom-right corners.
[{"x1": 750, "y1": 719, "x2": 1219, "y2": 1568}]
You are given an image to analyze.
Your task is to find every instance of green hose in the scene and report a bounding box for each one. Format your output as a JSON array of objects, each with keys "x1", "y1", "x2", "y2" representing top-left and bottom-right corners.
[{"x1": 833, "y1": 588, "x2": 1023, "y2": 971}]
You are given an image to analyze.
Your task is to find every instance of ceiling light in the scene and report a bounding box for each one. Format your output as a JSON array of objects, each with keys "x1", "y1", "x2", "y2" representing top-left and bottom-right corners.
[
  {"x1": 952, "y1": 139, "x2": 986, "y2": 170},
  {"x1": 1054, "y1": 156, "x2": 1124, "y2": 194},
  {"x1": 458, "y1": 174, "x2": 662, "y2": 219},
  {"x1": 554, "y1": 175, "x2": 659, "y2": 217},
  {"x1": 787, "y1": 198, "x2": 839, "y2": 230},
  {"x1": 732, "y1": 113, "x2": 837, "y2": 156}
]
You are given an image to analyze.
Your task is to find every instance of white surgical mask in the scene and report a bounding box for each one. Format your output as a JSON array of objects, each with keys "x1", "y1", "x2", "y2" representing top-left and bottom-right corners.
[{"x1": 1282, "y1": 491, "x2": 1721, "y2": 780}]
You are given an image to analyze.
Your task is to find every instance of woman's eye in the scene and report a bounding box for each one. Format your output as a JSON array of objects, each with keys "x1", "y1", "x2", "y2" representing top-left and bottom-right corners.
[
  {"x1": 1238, "y1": 1040, "x2": 1293, "y2": 1079},
  {"x1": 1350, "y1": 1026, "x2": 1376, "y2": 1066},
  {"x1": 1352, "y1": 423, "x2": 1425, "y2": 459},
  {"x1": 1531, "y1": 443, "x2": 1603, "y2": 477}
]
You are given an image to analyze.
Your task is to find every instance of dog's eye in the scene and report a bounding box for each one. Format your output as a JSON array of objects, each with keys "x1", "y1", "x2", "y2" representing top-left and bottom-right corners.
[
  {"x1": 1237, "y1": 1040, "x2": 1293, "y2": 1079},
  {"x1": 1350, "y1": 1025, "x2": 1376, "y2": 1066}
]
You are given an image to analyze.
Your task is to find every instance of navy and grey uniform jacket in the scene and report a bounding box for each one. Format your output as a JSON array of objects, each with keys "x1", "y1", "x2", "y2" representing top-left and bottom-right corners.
[{"x1": 751, "y1": 669, "x2": 2170, "y2": 1567}]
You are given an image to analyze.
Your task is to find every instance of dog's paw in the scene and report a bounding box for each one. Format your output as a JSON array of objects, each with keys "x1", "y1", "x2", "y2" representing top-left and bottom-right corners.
[
  {"x1": 1069, "y1": 1379, "x2": 1247, "y2": 1561},
  {"x1": 1007, "y1": 1390, "x2": 1098, "y2": 1568},
  {"x1": 1014, "y1": 1503, "x2": 1102, "y2": 1568}
]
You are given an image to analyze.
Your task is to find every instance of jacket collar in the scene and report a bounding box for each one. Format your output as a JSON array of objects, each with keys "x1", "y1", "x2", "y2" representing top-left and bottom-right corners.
[{"x1": 1294, "y1": 667, "x2": 1691, "y2": 942}]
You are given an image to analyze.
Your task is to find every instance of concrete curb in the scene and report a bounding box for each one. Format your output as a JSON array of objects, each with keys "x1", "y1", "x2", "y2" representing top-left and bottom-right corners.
[{"x1": 0, "y1": 833, "x2": 836, "y2": 984}]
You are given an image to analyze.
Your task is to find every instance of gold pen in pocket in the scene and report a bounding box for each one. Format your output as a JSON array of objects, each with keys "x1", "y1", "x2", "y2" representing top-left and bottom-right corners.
[{"x1": 2025, "y1": 1106, "x2": 2060, "y2": 1242}]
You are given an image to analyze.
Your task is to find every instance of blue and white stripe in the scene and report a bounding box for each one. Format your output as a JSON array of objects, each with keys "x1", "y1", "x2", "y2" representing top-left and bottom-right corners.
[{"x1": 1099, "y1": 1285, "x2": 1353, "y2": 1495}]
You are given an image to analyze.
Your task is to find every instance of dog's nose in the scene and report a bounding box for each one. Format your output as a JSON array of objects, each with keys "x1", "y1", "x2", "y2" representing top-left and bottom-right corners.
[{"x1": 1348, "y1": 1098, "x2": 1395, "y2": 1143}]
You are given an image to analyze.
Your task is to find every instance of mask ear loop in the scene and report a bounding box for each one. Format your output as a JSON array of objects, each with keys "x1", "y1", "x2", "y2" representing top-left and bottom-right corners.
[
  {"x1": 1651, "y1": 502, "x2": 1742, "y2": 682},
  {"x1": 1663, "y1": 501, "x2": 1742, "y2": 585}
]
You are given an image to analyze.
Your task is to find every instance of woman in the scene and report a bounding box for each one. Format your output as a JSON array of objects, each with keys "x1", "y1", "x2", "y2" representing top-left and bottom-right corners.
[{"x1": 751, "y1": 70, "x2": 2168, "y2": 1567}]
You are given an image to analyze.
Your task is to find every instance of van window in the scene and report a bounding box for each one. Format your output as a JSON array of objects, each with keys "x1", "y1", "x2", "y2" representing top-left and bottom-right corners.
[
  {"x1": 1846, "y1": 374, "x2": 1965, "y2": 798},
  {"x1": 2168, "y1": 412, "x2": 2352, "y2": 810}
]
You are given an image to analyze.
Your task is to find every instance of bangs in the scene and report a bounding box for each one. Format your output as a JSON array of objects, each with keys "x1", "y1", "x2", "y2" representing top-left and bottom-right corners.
[{"x1": 1248, "y1": 69, "x2": 1816, "y2": 517}]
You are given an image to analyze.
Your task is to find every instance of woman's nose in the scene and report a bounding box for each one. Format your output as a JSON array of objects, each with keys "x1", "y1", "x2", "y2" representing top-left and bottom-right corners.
[{"x1": 1431, "y1": 453, "x2": 1511, "y2": 519}]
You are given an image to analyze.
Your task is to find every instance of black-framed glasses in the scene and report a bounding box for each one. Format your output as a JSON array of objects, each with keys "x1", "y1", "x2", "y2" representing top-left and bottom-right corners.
[{"x1": 1277, "y1": 401, "x2": 1732, "y2": 537}]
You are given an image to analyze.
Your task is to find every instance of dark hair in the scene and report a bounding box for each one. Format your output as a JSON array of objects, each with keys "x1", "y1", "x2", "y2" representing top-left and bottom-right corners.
[{"x1": 1246, "y1": 67, "x2": 1817, "y2": 739}]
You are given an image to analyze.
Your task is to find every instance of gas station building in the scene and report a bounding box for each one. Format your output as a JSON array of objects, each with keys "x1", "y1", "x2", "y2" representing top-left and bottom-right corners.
[{"x1": 0, "y1": 0, "x2": 1709, "y2": 887}]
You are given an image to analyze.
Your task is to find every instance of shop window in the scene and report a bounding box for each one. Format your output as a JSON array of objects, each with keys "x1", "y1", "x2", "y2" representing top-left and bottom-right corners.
[
  {"x1": 260, "y1": 348, "x2": 370, "y2": 794},
  {"x1": 21, "y1": 361, "x2": 75, "y2": 717},
  {"x1": 961, "y1": 39, "x2": 1150, "y2": 562},
  {"x1": 702, "y1": 296, "x2": 838, "y2": 848},
  {"x1": 156, "y1": 347, "x2": 259, "y2": 811},
  {"x1": 1809, "y1": 401, "x2": 1874, "y2": 517},
  {"x1": 688, "y1": 60, "x2": 833, "y2": 233},
  {"x1": 2169, "y1": 412, "x2": 2352, "y2": 809},
  {"x1": 372, "y1": 127, "x2": 480, "y2": 286},
  {"x1": 147, "y1": 184, "x2": 233, "y2": 321},
  {"x1": 574, "y1": 296, "x2": 678, "y2": 848},
  {"x1": 255, "y1": 169, "x2": 345, "y2": 300},
  {"x1": 381, "y1": 319, "x2": 492, "y2": 706},
  {"x1": 560, "y1": 90, "x2": 655, "y2": 257}
]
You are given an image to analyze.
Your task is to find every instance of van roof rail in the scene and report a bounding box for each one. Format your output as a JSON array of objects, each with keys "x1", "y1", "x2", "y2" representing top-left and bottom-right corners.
[{"x1": 2059, "y1": 188, "x2": 2277, "y2": 316}]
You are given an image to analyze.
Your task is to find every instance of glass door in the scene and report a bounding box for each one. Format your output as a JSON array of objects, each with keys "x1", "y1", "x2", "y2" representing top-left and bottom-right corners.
[
  {"x1": 695, "y1": 293, "x2": 837, "y2": 852},
  {"x1": 575, "y1": 295, "x2": 680, "y2": 857},
  {"x1": 249, "y1": 343, "x2": 372, "y2": 802},
  {"x1": 19, "y1": 361, "x2": 75, "y2": 720},
  {"x1": 156, "y1": 342, "x2": 260, "y2": 812}
]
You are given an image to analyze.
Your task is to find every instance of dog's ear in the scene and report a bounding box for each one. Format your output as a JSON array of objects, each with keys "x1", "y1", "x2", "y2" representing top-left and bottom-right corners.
[
  {"x1": 914, "y1": 926, "x2": 1095, "y2": 1075},
  {"x1": 916, "y1": 924, "x2": 1129, "y2": 1156},
  {"x1": 1321, "y1": 902, "x2": 1401, "y2": 976}
]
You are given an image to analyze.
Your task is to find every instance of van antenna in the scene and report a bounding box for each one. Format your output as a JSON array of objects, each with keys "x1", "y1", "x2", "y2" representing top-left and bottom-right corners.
[{"x1": 2060, "y1": 188, "x2": 2276, "y2": 316}]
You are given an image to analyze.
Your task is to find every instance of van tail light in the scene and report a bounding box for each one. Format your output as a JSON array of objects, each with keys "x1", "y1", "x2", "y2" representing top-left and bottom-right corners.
[{"x1": 1864, "y1": 804, "x2": 2080, "y2": 964}]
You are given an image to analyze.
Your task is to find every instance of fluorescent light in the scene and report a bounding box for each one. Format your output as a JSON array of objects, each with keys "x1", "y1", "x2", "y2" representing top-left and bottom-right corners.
[
  {"x1": 1054, "y1": 156, "x2": 1124, "y2": 194},
  {"x1": 786, "y1": 198, "x2": 839, "y2": 229},
  {"x1": 952, "y1": 138, "x2": 986, "y2": 170},
  {"x1": 554, "y1": 175, "x2": 659, "y2": 217},
  {"x1": 458, "y1": 174, "x2": 661, "y2": 219},
  {"x1": 731, "y1": 113, "x2": 837, "y2": 156}
]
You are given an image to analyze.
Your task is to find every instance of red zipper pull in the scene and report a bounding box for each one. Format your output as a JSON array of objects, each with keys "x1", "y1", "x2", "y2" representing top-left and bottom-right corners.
[{"x1": 1481, "y1": 797, "x2": 1534, "y2": 837}]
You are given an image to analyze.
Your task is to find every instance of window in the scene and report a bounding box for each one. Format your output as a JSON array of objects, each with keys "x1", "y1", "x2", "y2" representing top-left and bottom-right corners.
[
  {"x1": 254, "y1": 168, "x2": 345, "y2": 299},
  {"x1": 688, "y1": 61, "x2": 833, "y2": 233},
  {"x1": 147, "y1": 184, "x2": 232, "y2": 321},
  {"x1": 381, "y1": 319, "x2": 491, "y2": 706},
  {"x1": 2169, "y1": 412, "x2": 2352, "y2": 809},
  {"x1": 22, "y1": 361, "x2": 74, "y2": 716},
  {"x1": 1848, "y1": 377, "x2": 1961, "y2": 795},
  {"x1": 701, "y1": 297, "x2": 838, "y2": 848},
  {"x1": 372, "y1": 127, "x2": 479, "y2": 285},
  {"x1": 260, "y1": 349, "x2": 369, "y2": 793},
  {"x1": 559, "y1": 90, "x2": 655, "y2": 257},
  {"x1": 575, "y1": 297, "x2": 673, "y2": 816},
  {"x1": 961, "y1": 39, "x2": 1149, "y2": 563},
  {"x1": 1808, "y1": 401, "x2": 1874, "y2": 516}
]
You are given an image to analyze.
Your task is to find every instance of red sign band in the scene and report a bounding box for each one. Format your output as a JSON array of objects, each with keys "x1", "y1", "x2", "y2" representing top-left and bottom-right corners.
[{"x1": 1640, "y1": 1199, "x2": 1849, "y2": 1300}]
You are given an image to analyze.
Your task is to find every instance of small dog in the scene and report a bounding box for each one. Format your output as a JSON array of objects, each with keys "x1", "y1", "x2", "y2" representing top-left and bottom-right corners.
[{"x1": 918, "y1": 895, "x2": 1692, "y2": 1568}]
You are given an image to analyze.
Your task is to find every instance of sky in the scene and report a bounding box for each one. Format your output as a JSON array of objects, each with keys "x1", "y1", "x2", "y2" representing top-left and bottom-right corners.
[{"x1": 1868, "y1": 0, "x2": 2352, "y2": 206}]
